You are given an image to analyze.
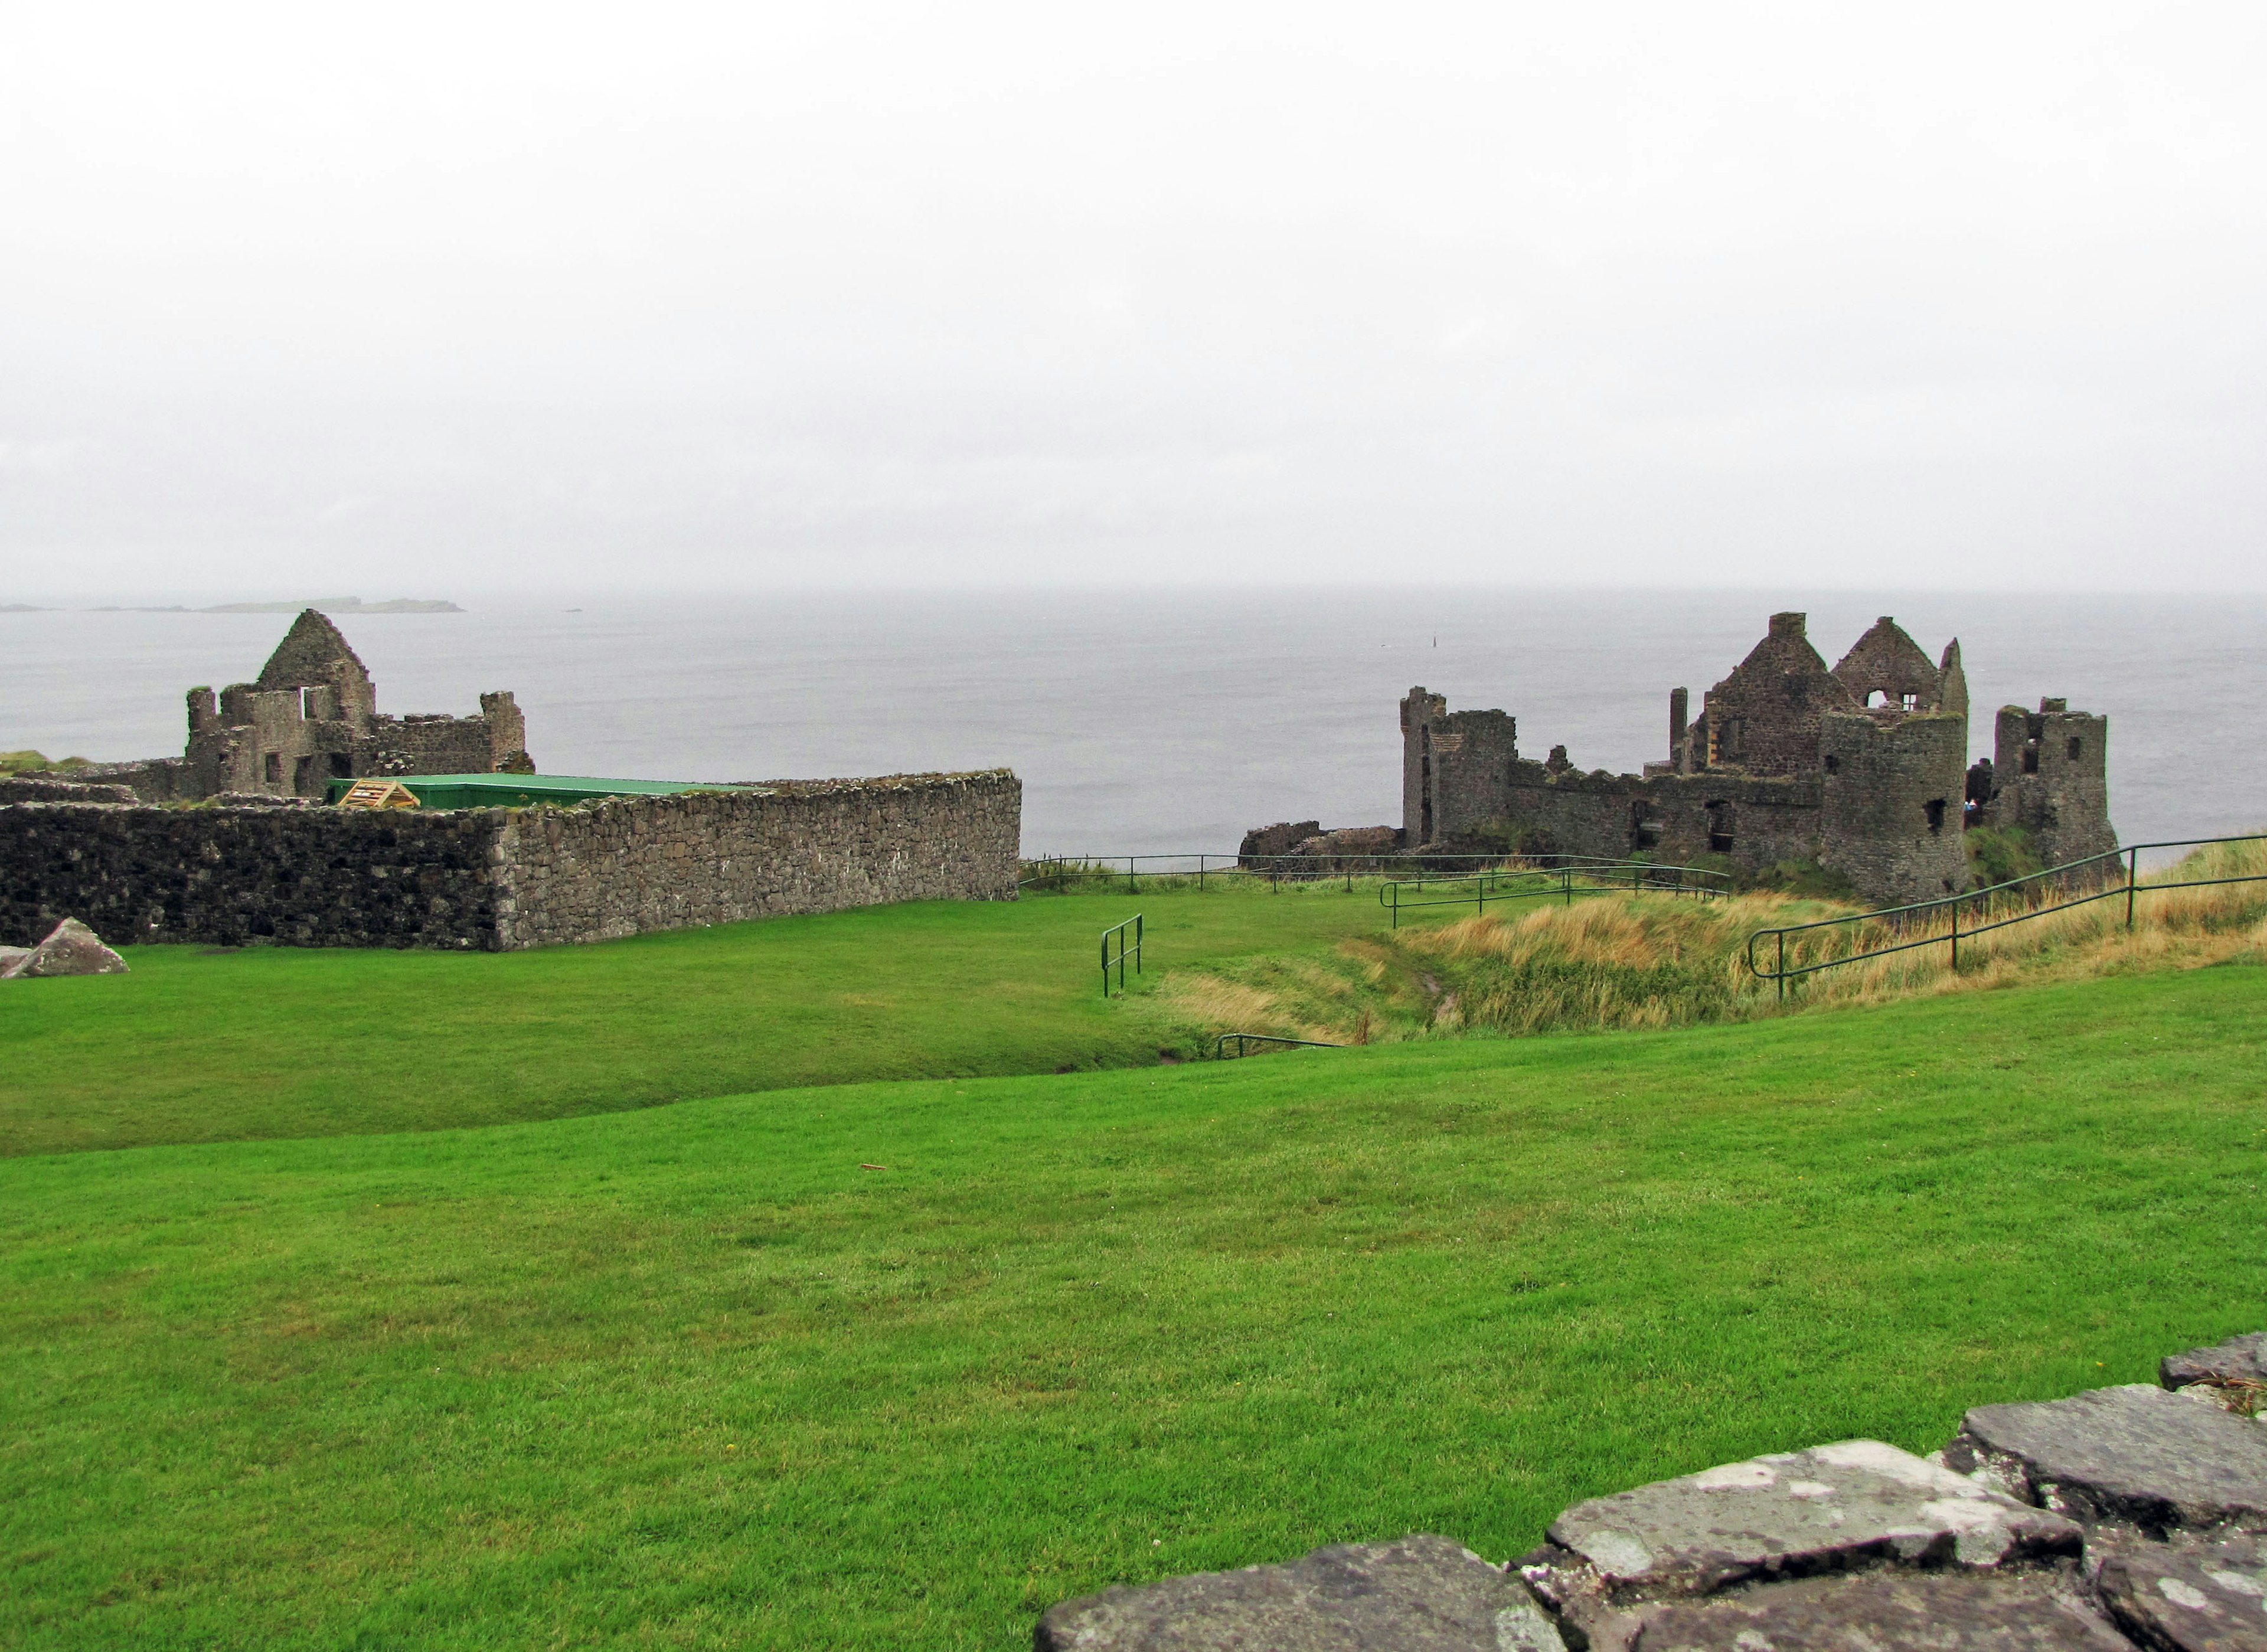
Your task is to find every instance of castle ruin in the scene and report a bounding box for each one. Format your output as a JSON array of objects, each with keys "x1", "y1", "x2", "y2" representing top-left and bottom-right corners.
[
  {"x1": 36, "y1": 608, "x2": 530, "y2": 802},
  {"x1": 1305, "y1": 612, "x2": 2112, "y2": 907}
]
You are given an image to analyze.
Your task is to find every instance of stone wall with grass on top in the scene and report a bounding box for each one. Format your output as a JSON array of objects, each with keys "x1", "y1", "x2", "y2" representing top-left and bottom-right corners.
[{"x1": 0, "y1": 769, "x2": 1022, "y2": 951}]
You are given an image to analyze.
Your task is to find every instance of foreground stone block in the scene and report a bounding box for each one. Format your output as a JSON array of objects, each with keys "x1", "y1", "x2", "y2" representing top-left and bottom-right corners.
[
  {"x1": 1033, "y1": 1533, "x2": 1564, "y2": 1651},
  {"x1": 2163, "y1": 1334, "x2": 2267, "y2": 1393},
  {"x1": 1948, "y1": 1386, "x2": 2267, "y2": 1533},
  {"x1": 2094, "y1": 1530, "x2": 2267, "y2": 1652},
  {"x1": 1585, "y1": 1568, "x2": 2132, "y2": 1652},
  {"x1": 1525, "y1": 1438, "x2": 2078, "y2": 1630},
  {"x1": 1, "y1": 918, "x2": 128, "y2": 978}
]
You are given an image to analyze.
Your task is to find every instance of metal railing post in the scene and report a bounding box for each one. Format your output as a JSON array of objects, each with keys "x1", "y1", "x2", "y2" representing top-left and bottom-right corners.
[
  {"x1": 1776, "y1": 931, "x2": 1786, "y2": 1003},
  {"x1": 2126, "y1": 847, "x2": 2137, "y2": 929},
  {"x1": 1949, "y1": 895, "x2": 1959, "y2": 972}
]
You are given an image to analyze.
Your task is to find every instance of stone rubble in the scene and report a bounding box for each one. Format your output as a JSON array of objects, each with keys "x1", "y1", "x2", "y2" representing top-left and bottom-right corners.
[{"x1": 1038, "y1": 1333, "x2": 2267, "y2": 1651}]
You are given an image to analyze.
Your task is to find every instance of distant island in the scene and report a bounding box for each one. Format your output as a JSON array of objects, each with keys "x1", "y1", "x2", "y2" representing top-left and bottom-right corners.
[
  {"x1": 201, "y1": 597, "x2": 464, "y2": 614},
  {"x1": 14, "y1": 598, "x2": 463, "y2": 613}
]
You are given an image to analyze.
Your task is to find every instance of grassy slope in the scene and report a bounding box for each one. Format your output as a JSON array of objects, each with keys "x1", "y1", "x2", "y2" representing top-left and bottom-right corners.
[
  {"x1": 0, "y1": 889, "x2": 1415, "y2": 1156},
  {"x1": 5, "y1": 964, "x2": 2263, "y2": 1649}
]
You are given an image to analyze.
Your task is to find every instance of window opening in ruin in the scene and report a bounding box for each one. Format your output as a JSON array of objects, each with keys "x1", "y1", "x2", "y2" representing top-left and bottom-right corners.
[
  {"x1": 263, "y1": 752, "x2": 283, "y2": 784},
  {"x1": 2022, "y1": 745, "x2": 2039, "y2": 774},
  {"x1": 1707, "y1": 801, "x2": 1734, "y2": 853},
  {"x1": 1629, "y1": 799, "x2": 1661, "y2": 851},
  {"x1": 293, "y1": 755, "x2": 319, "y2": 794},
  {"x1": 329, "y1": 754, "x2": 353, "y2": 779},
  {"x1": 1902, "y1": 693, "x2": 1920, "y2": 710},
  {"x1": 1924, "y1": 798, "x2": 1946, "y2": 835},
  {"x1": 1866, "y1": 690, "x2": 1888, "y2": 708},
  {"x1": 2067, "y1": 737, "x2": 2082, "y2": 760},
  {"x1": 1824, "y1": 754, "x2": 1840, "y2": 775}
]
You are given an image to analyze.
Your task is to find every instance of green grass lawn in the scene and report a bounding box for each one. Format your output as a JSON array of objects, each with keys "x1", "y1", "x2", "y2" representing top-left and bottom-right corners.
[
  {"x1": 5, "y1": 962, "x2": 2263, "y2": 1649},
  {"x1": 0, "y1": 888, "x2": 1424, "y2": 1157}
]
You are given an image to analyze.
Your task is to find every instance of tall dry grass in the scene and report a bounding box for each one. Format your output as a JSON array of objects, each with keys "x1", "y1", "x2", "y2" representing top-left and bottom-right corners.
[{"x1": 1146, "y1": 837, "x2": 2267, "y2": 1048}]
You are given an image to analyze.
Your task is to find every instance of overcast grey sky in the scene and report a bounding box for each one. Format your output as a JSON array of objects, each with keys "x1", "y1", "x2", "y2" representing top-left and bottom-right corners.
[{"x1": 4, "y1": 2, "x2": 2261, "y2": 598}]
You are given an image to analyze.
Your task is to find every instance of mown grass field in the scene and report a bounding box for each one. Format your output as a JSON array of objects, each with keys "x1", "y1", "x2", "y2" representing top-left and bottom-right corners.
[
  {"x1": 0, "y1": 886, "x2": 1420, "y2": 1157},
  {"x1": 5, "y1": 961, "x2": 2264, "y2": 1649}
]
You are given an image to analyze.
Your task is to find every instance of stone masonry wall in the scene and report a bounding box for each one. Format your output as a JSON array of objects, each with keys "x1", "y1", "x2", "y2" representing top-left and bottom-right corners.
[
  {"x1": 0, "y1": 770, "x2": 1021, "y2": 951},
  {"x1": 1496, "y1": 765, "x2": 1823, "y2": 877},
  {"x1": 495, "y1": 771, "x2": 1021, "y2": 948},
  {"x1": 0, "y1": 801, "x2": 507, "y2": 949},
  {"x1": 1820, "y1": 710, "x2": 1971, "y2": 904}
]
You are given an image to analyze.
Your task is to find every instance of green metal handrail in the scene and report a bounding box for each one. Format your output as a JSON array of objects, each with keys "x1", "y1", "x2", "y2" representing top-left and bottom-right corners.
[
  {"x1": 1214, "y1": 1033, "x2": 1345, "y2": 1059},
  {"x1": 1377, "y1": 857, "x2": 1731, "y2": 928},
  {"x1": 1020, "y1": 851, "x2": 1534, "y2": 894},
  {"x1": 1100, "y1": 912, "x2": 1143, "y2": 997},
  {"x1": 1744, "y1": 834, "x2": 2267, "y2": 1000}
]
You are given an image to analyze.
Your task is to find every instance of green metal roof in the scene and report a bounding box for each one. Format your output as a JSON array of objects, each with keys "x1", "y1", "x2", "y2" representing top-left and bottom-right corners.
[{"x1": 325, "y1": 773, "x2": 763, "y2": 809}]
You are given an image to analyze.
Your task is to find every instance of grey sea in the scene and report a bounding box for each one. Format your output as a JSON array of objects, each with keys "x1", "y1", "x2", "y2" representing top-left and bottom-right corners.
[{"x1": 8, "y1": 589, "x2": 2263, "y2": 859}]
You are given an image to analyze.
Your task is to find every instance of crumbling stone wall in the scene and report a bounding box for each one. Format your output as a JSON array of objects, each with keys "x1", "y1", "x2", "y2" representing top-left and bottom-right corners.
[
  {"x1": 1496, "y1": 765, "x2": 1822, "y2": 873},
  {"x1": 17, "y1": 758, "x2": 190, "y2": 801},
  {"x1": 360, "y1": 693, "x2": 528, "y2": 778},
  {"x1": 1399, "y1": 690, "x2": 1519, "y2": 846},
  {"x1": 0, "y1": 776, "x2": 142, "y2": 805},
  {"x1": 0, "y1": 770, "x2": 1020, "y2": 951},
  {"x1": 1987, "y1": 700, "x2": 2117, "y2": 867},
  {"x1": 494, "y1": 771, "x2": 1021, "y2": 948},
  {"x1": 1700, "y1": 612, "x2": 1853, "y2": 777},
  {"x1": 1819, "y1": 709, "x2": 1969, "y2": 903}
]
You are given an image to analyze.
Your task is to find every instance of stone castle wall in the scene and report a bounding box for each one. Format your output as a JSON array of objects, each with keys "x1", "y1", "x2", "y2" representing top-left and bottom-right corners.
[
  {"x1": 1818, "y1": 710, "x2": 1969, "y2": 905},
  {"x1": 494, "y1": 771, "x2": 1023, "y2": 948},
  {"x1": 1988, "y1": 702, "x2": 2117, "y2": 867},
  {"x1": 1498, "y1": 765, "x2": 1823, "y2": 873},
  {"x1": 0, "y1": 770, "x2": 1021, "y2": 951}
]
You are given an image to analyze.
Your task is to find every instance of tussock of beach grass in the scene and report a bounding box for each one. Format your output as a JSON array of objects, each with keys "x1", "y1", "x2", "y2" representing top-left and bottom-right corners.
[{"x1": 1145, "y1": 835, "x2": 2267, "y2": 1048}]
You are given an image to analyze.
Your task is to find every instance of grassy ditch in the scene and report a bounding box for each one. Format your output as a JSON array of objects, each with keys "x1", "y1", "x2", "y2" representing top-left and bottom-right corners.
[
  {"x1": 1144, "y1": 837, "x2": 2267, "y2": 1049},
  {"x1": 3, "y1": 965, "x2": 2263, "y2": 1650}
]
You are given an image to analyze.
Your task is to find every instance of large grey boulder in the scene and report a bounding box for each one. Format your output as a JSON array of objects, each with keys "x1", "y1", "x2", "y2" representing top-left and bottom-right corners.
[
  {"x1": 2093, "y1": 1529, "x2": 2267, "y2": 1651},
  {"x1": 1947, "y1": 1385, "x2": 2267, "y2": 1533},
  {"x1": 1522, "y1": 1438, "x2": 2079, "y2": 1637},
  {"x1": 1580, "y1": 1568, "x2": 2132, "y2": 1651},
  {"x1": 1, "y1": 918, "x2": 129, "y2": 979},
  {"x1": 2164, "y1": 1335, "x2": 2267, "y2": 1393},
  {"x1": 1033, "y1": 1533, "x2": 1564, "y2": 1651}
]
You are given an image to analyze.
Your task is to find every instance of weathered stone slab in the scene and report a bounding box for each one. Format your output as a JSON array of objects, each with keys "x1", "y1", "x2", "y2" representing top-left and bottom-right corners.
[
  {"x1": 1584, "y1": 1568, "x2": 2132, "y2": 1652},
  {"x1": 1948, "y1": 1385, "x2": 2267, "y2": 1532},
  {"x1": 1528, "y1": 1438, "x2": 2078, "y2": 1615},
  {"x1": 1033, "y1": 1533, "x2": 1564, "y2": 1651},
  {"x1": 2, "y1": 918, "x2": 128, "y2": 978},
  {"x1": 2164, "y1": 1335, "x2": 2267, "y2": 1393},
  {"x1": 2094, "y1": 1530, "x2": 2267, "y2": 1652}
]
